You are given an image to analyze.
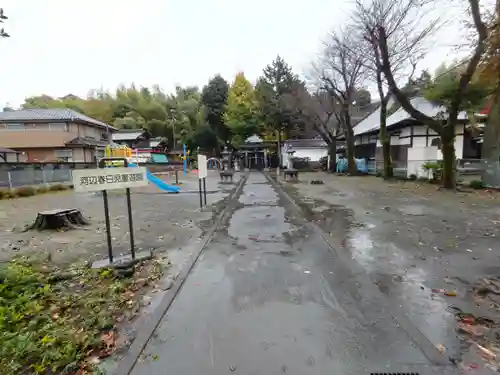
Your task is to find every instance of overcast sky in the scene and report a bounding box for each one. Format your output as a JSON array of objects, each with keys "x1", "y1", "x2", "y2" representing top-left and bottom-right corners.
[{"x1": 1, "y1": 0, "x2": 464, "y2": 108}]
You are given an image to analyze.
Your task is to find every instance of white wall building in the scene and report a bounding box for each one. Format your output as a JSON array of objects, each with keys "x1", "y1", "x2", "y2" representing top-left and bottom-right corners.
[{"x1": 353, "y1": 97, "x2": 474, "y2": 177}]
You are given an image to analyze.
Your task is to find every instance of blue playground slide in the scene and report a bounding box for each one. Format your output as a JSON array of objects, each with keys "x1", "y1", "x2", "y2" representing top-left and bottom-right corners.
[
  {"x1": 145, "y1": 169, "x2": 180, "y2": 193},
  {"x1": 128, "y1": 163, "x2": 180, "y2": 193}
]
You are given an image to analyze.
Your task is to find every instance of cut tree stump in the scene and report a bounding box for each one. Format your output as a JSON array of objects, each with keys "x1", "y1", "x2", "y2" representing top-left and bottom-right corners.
[{"x1": 26, "y1": 209, "x2": 90, "y2": 231}]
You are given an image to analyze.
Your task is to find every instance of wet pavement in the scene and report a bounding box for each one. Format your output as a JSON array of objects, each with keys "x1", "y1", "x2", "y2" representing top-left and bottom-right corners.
[
  {"x1": 127, "y1": 173, "x2": 455, "y2": 375},
  {"x1": 281, "y1": 172, "x2": 500, "y2": 374}
]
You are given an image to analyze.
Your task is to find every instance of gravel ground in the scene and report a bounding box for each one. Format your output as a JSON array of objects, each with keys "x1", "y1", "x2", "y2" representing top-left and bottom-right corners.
[
  {"x1": 281, "y1": 172, "x2": 500, "y2": 370},
  {"x1": 0, "y1": 171, "x2": 238, "y2": 276}
]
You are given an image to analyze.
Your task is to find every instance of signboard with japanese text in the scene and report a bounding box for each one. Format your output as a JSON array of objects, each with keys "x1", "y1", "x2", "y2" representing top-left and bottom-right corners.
[
  {"x1": 72, "y1": 167, "x2": 148, "y2": 192},
  {"x1": 198, "y1": 155, "x2": 207, "y2": 179}
]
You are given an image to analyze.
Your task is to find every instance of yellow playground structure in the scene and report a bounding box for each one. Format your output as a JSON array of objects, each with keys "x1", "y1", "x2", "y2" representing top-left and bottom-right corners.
[{"x1": 103, "y1": 145, "x2": 133, "y2": 166}]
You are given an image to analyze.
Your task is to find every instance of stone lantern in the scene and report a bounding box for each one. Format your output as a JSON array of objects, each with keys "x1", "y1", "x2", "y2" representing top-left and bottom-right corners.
[
  {"x1": 221, "y1": 145, "x2": 232, "y2": 171},
  {"x1": 286, "y1": 147, "x2": 296, "y2": 170}
]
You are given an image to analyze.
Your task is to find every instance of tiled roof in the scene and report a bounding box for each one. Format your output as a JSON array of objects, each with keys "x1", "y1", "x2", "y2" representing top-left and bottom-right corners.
[
  {"x1": 65, "y1": 137, "x2": 108, "y2": 147},
  {"x1": 0, "y1": 109, "x2": 116, "y2": 130}
]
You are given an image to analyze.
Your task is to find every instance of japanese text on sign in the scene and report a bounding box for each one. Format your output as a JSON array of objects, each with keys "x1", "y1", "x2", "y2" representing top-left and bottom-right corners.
[{"x1": 72, "y1": 167, "x2": 148, "y2": 192}]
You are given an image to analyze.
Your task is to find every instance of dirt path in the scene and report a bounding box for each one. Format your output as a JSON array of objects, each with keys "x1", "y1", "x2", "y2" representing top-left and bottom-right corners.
[{"x1": 282, "y1": 172, "x2": 500, "y2": 372}]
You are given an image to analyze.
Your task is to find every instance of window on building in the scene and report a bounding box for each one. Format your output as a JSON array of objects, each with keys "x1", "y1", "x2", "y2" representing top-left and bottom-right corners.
[
  {"x1": 24, "y1": 123, "x2": 49, "y2": 131},
  {"x1": 54, "y1": 149, "x2": 73, "y2": 162},
  {"x1": 5, "y1": 123, "x2": 25, "y2": 131},
  {"x1": 49, "y1": 123, "x2": 69, "y2": 131}
]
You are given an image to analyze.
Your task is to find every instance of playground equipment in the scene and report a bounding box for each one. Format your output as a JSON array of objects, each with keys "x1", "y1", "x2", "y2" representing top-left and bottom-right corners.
[
  {"x1": 128, "y1": 163, "x2": 180, "y2": 193},
  {"x1": 207, "y1": 157, "x2": 222, "y2": 169}
]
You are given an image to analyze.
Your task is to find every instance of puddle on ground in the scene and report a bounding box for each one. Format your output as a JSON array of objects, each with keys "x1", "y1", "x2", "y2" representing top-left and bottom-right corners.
[
  {"x1": 346, "y1": 224, "x2": 459, "y2": 357},
  {"x1": 239, "y1": 183, "x2": 279, "y2": 206},
  {"x1": 398, "y1": 205, "x2": 427, "y2": 216},
  {"x1": 228, "y1": 206, "x2": 292, "y2": 245}
]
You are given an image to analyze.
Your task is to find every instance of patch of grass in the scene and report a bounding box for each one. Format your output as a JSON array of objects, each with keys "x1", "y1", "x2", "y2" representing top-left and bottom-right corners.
[
  {"x1": 0, "y1": 257, "x2": 165, "y2": 375},
  {"x1": 14, "y1": 186, "x2": 37, "y2": 197},
  {"x1": 48, "y1": 183, "x2": 68, "y2": 191},
  {"x1": 469, "y1": 179, "x2": 486, "y2": 189}
]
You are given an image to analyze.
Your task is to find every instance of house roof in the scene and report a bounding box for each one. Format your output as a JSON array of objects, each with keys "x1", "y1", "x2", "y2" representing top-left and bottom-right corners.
[
  {"x1": 354, "y1": 96, "x2": 468, "y2": 136},
  {"x1": 284, "y1": 138, "x2": 327, "y2": 148},
  {"x1": 0, "y1": 109, "x2": 116, "y2": 130},
  {"x1": 65, "y1": 137, "x2": 108, "y2": 147},
  {"x1": 112, "y1": 129, "x2": 147, "y2": 141},
  {"x1": 245, "y1": 135, "x2": 263, "y2": 143},
  {"x1": 0, "y1": 147, "x2": 17, "y2": 153}
]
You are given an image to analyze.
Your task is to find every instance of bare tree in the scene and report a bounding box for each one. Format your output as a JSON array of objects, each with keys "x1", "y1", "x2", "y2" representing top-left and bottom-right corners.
[
  {"x1": 0, "y1": 9, "x2": 8, "y2": 38},
  {"x1": 372, "y1": 0, "x2": 488, "y2": 188},
  {"x1": 284, "y1": 87, "x2": 340, "y2": 171},
  {"x1": 312, "y1": 28, "x2": 367, "y2": 174},
  {"x1": 352, "y1": 0, "x2": 436, "y2": 178}
]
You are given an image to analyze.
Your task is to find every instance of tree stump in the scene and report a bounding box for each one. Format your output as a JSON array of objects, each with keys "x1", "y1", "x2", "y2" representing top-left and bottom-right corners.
[{"x1": 26, "y1": 209, "x2": 90, "y2": 231}]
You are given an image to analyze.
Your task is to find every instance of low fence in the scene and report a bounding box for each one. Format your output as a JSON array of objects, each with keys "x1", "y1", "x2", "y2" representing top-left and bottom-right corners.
[
  {"x1": 365, "y1": 158, "x2": 500, "y2": 187},
  {"x1": 0, "y1": 161, "x2": 185, "y2": 189}
]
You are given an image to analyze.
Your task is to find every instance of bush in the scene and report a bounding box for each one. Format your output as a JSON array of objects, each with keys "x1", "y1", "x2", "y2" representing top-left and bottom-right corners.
[
  {"x1": 409, "y1": 174, "x2": 417, "y2": 181},
  {"x1": 49, "y1": 183, "x2": 68, "y2": 191},
  {"x1": 469, "y1": 179, "x2": 486, "y2": 189},
  {"x1": 0, "y1": 189, "x2": 9, "y2": 199},
  {"x1": 14, "y1": 186, "x2": 36, "y2": 197},
  {"x1": 36, "y1": 186, "x2": 49, "y2": 194}
]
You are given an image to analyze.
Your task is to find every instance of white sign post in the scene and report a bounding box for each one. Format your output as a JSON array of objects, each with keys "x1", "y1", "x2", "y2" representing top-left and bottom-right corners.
[
  {"x1": 197, "y1": 154, "x2": 208, "y2": 208},
  {"x1": 72, "y1": 165, "x2": 148, "y2": 264}
]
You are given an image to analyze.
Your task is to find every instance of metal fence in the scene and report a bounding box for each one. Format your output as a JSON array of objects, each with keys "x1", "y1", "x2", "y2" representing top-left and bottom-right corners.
[
  {"x1": 0, "y1": 164, "x2": 94, "y2": 188},
  {"x1": 365, "y1": 158, "x2": 500, "y2": 187},
  {"x1": 0, "y1": 161, "x2": 184, "y2": 189}
]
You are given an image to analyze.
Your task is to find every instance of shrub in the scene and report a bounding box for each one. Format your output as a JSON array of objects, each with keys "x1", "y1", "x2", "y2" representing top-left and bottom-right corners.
[
  {"x1": 14, "y1": 186, "x2": 36, "y2": 197},
  {"x1": 0, "y1": 189, "x2": 8, "y2": 199},
  {"x1": 49, "y1": 183, "x2": 68, "y2": 191},
  {"x1": 409, "y1": 174, "x2": 417, "y2": 181},
  {"x1": 469, "y1": 179, "x2": 486, "y2": 189},
  {"x1": 36, "y1": 186, "x2": 49, "y2": 194}
]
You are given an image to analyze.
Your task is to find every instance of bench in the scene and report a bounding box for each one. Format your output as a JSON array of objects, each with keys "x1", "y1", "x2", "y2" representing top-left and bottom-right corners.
[
  {"x1": 283, "y1": 169, "x2": 299, "y2": 182},
  {"x1": 220, "y1": 170, "x2": 234, "y2": 183}
]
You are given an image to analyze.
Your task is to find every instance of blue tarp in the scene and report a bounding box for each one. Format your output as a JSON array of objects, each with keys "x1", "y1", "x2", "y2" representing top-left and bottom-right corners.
[{"x1": 336, "y1": 158, "x2": 368, "y2": 173}]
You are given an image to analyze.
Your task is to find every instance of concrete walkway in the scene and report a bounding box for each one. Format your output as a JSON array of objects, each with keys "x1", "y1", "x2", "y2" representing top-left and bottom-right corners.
[{"x1": 127, "y1": 173, "x2": 455, "y2": 375}]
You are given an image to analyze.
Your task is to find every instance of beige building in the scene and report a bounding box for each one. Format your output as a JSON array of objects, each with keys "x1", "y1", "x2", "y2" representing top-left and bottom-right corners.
[{"x1": 0, "y1": 109, "x2": 117, "y2": 162}]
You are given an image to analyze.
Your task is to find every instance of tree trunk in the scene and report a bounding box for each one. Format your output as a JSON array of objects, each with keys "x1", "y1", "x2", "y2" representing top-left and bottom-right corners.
[
  {"x1": 328, "y1": 137, "x2": 337, "y2": 173},
  {"x1": 345, "y1": 126, "x2": 356, "y2": 175},
  {"x1": 441, "y1": 125, "x2": 456, "y2": 189},
  {"x1": 379, "y1": 100, "x2": 393, "y2": 179},
  {"x1": 482, "y1": 87, "x2": 500, "y2": 187}
]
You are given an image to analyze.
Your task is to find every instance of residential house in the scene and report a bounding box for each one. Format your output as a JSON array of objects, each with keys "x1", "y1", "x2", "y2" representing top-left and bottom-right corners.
[
  {"x1": 281, "y1": 138, "x2": 329, "y2": 167},
  {"x1": 352, "y1": 96, "x2": 481, "y2": 177},
  {"x1": 0, "y1": 109, "x2": 117, "y2": 162},
  {"x1": 111, "y1": 128, "x2": 152, "y2": 149}
]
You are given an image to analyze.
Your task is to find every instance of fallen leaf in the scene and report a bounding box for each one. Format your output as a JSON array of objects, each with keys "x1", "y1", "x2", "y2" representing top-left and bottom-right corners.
[{"x1": 436, "y1": 344, "x2": 446, "y2": 353}]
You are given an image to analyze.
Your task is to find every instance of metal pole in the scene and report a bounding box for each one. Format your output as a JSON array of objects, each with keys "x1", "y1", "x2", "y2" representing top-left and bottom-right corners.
[
  {"x1": 198, "y1": 178, "x2": 203, "y2": 209},
  {"x1": 183, "y1": 144, "x2": 187, "y2": 176},
  {"x1": 203, "y1": 177, "x2": 207, "y2": 206},
  {"x1": 126, "y1": 188, "x2": 136, "y2": 260},
  {"x1": 102, "y1": 190, "x2": 113, "y2": 264}
]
